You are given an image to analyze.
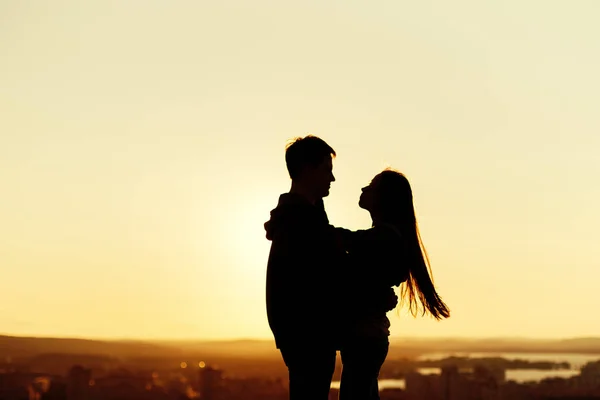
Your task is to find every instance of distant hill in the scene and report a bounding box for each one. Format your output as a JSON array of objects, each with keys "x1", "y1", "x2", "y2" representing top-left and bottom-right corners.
[
  {"x1": 154, "y1": 339, "x2": 281, "y2": 358},
  {"x1": 0, "y1": 335, "x2": 182, "y2": 359},
  {"x1": 386, "y1": 337, "x2": 600, "y2": 358},
  {"x1": 2, "y1": 335, "x2": 600, "y2": 361}
]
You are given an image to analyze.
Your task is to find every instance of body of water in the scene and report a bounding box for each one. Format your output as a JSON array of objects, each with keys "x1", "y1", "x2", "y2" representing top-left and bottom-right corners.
[
  {"x1": 417, "y1": 352, "x2": 600, "y2": 370},
  {"x1": 331, "y1": 379, "x2": 406, "y2": 391},
  {"x1": 331, "y1": 352, "x2": 600, "y2": 390}
]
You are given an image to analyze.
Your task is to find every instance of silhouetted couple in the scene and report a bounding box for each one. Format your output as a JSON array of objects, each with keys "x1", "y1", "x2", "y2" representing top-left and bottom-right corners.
[{"x1": 264, "y1": 136, "x2": 450, "y2": 400}]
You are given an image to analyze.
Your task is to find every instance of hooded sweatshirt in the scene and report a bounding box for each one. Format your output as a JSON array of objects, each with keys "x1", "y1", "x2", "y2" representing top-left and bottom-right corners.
[{"x1": 264, "y1": 194, "x2": 345, "y2": 349}]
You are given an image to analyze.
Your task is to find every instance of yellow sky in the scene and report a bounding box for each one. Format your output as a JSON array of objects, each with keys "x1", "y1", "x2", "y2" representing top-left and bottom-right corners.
[{"x1": 1, "y1": 1, "x2": 599, "y2": 340}]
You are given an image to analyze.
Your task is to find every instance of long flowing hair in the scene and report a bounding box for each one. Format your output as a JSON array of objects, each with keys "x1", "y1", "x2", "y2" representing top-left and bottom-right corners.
[{"x1": 376, "y1": 169, "x2": 450, "y2": 320}]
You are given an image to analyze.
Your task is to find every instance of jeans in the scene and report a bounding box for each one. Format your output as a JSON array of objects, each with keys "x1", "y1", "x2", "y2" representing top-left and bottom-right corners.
[
  {"x1": 280, "y1": 345, "x2": 337, "y2": 400},
  {"x1": 339, "y1": 337, "x2": 389, "y2": 400}
]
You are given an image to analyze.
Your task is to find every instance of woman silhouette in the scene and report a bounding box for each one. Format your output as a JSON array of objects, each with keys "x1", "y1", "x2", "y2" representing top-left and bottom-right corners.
[{"x1": 337, "y1": 169, "x2": 450, "y2": 400}]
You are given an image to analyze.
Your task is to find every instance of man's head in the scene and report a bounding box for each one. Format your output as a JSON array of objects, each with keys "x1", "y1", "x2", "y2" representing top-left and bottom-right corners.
[{"x1": 285, "y1": 135, "x2": 336, "y2": 200}]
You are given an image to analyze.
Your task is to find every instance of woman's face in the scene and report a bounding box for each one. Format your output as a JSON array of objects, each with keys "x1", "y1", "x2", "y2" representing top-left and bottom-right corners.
[{"x1": 359, "y1": 174, "x2": 382, "y2": 212}]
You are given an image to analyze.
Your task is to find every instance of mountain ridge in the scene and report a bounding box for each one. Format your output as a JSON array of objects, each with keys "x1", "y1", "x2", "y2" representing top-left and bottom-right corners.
[{"x1": 2, "y1": 335, "x2": 600, "y2": 360}]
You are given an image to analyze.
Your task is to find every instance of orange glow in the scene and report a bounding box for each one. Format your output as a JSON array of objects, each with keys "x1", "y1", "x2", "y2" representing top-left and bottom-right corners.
[{"x1": 0, "y1": 1, "x2": 599, "y2": 342}]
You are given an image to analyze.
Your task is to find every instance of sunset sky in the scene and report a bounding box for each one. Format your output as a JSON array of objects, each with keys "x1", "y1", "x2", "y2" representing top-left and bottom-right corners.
[{"x1": 1, "y1": 1, "x2": 599, "y2": 341}]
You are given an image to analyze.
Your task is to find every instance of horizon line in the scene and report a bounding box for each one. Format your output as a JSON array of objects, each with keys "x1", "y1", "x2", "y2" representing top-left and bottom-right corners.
[{"x1": 2, "y1": 333, "x2": 599, "y2": 343}]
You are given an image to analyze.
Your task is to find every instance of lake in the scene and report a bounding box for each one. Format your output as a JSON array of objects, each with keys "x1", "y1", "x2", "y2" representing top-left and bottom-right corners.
[
  {"x1": 331, "y1": 352, "x2": 600, "y2": 390},
  {"x1": 417, "y1": 352, "x2": 600, "y2": 369}
]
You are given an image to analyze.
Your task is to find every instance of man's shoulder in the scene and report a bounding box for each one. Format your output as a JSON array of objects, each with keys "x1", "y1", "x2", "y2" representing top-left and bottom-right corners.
[{"x1": 276, "y1": 192, "x2": 312, "y2": 207}]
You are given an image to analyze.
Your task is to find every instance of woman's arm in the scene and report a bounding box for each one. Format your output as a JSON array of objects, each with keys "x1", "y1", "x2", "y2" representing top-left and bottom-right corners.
[
  {"x1": 333, "y1": 226, "x2": 404, "y2": 313},
  {"x1": 333, "y1": 226, "x2": 373, "y2": 253},
  {"x1": 338, "y1": 226, "x2": 409, "y2": 284}
]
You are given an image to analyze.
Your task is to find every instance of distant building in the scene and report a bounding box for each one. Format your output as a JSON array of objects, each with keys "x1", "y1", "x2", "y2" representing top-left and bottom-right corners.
[
  {"x1": 579, "y1": 360, "x2": 600, "y2": 389},
  {"x1": 41, "y1": 379, "x2": 67, "y2": 400},
  {"x1": 441, "y1": 364, "x2": 461, "y2": 400},
  {"x1": 0, "y1": 372, "x2": 32, "y2": 400},
  {"x1": 473, "y1": 364, "x2": 505, "y2": 385},
  {"x1": 66, "y1": 365, "x2": 91, "y2": 400},
  {"x1": 198, "y1": 365, "x2": 223, "y2": 400},
  {"x1": 405, "y1": 371, "x2": 441, "y2": 400}
]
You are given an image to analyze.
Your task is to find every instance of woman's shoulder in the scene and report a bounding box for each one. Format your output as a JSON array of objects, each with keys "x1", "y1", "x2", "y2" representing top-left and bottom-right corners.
[
  {"x1": 372, "y1": 223, "x2": 403, "y2": 242},
  {"x1": 336, "y1": 224, "x2": 404, "y2": 256}
]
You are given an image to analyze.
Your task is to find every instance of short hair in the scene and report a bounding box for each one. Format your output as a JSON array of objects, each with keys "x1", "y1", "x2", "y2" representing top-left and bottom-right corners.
[{"x1": 285, "y1": 135, "x2": 336, "y2": 179}]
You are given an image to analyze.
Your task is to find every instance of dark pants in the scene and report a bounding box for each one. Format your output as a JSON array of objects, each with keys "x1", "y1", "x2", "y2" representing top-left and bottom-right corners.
[
  {"x1": 280, "y1": 345, "x2": 337, "y2": 400},
  {"x1": 339, "y1": 338, "x2": 389, "y2": 400}
]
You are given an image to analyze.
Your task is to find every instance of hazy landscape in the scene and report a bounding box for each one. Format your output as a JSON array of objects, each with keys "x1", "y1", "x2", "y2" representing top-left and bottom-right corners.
[
  {"x1": 3, "y1": 1, "x2": 600, "y2": 398},
  {"x1": 3, "y1": 334, "x2": 600, "y2": 399},
  {"x1": 4, "y1": 334, "x2": 600, "y2": 360}
]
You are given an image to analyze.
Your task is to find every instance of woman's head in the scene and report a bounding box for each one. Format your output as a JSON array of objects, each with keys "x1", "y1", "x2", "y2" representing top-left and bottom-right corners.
[
  {"x1": 359, "y1": 169, "x2": 415, "y2": 225},
  {"x1": 361, "y1": 169, "x2": 450, "y2": 320}
]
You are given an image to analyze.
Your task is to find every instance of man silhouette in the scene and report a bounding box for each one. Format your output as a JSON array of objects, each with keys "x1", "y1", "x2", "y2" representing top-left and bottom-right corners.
[
  {"x1": 264, "y1": 136, "x2": 342, "y2": 400},
  {"x1": 265, "y1": 136, "x2": 398, "y2": 400}
]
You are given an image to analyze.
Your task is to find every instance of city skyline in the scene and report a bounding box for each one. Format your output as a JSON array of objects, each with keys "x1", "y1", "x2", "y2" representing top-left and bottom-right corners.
[{"x1": 2, "y1": 1, "x2": 600, "y2": 340}]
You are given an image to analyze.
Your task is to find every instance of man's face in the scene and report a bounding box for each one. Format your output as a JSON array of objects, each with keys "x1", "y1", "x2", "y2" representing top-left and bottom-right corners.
[{"x1": 306, "y1": 157, "x2": 335, "y2": 199}]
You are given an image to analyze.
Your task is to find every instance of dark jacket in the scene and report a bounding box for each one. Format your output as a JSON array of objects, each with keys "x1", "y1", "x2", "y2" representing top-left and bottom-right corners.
[
  {"x1": 264, "y1": 194, "x2": 345, "y2": 349},
  {"x1": 336, "y1": 224, "x2": 409, "y2": 324}
]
